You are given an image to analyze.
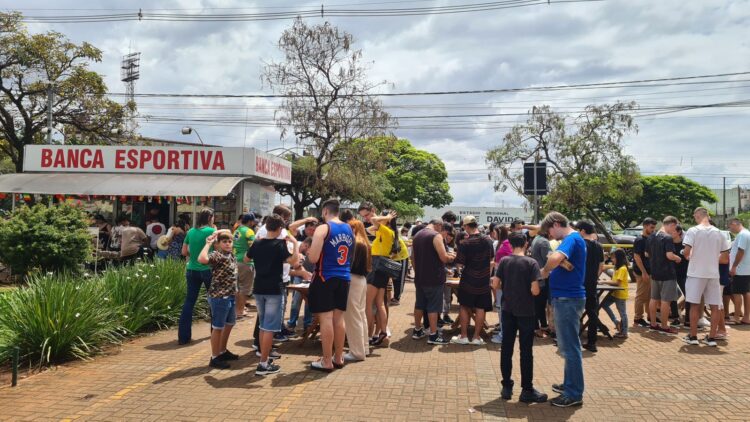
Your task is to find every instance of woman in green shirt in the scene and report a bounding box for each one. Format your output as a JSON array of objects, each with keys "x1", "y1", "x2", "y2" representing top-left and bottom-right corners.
[{"x1": 178, "y1": 208, "x2": 216, "y2": 345}]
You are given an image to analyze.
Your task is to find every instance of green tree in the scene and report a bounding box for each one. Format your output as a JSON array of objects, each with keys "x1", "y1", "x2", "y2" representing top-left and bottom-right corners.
[
  {"x1": 264, "y1": 19, "x2": 396, "y2": 218},
  {"x1": 0, "y1": 204, "x2": 91, "y2": 276},
  {"x1": 0, "y1": 12, "x2": 127, "y2": 172},
  {"x1": 595, "y1": 175, "x2": 717, "y2": 228},
  {"x1": 357, "y1": 137, "x2": 452, "y2": 218},
  {"x1": 486, "y1": 103, "x2": 641, "y2": 240}
]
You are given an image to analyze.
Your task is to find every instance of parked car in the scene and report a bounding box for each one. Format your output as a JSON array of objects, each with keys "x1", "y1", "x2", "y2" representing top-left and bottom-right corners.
[{"x1": 622, "y1": 226, "x2": 643, "y2": 237}]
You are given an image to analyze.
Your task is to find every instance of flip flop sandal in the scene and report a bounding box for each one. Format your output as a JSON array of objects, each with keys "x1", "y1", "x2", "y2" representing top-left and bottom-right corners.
[
  {"x1": 333, "y1": 361, "x2": 345, "y2": 369},
  {"x1": 310, "y1": 360, "x2": 334, "y2": 373}
]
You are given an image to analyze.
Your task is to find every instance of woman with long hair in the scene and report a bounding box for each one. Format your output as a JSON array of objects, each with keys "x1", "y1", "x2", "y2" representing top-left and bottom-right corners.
[
  {"x1": 366, "y1": 210, "x2": 399, "y2": 346},
  {"x1": 601, "y1": 249, "x2": 630, "y2": 338},
  {"x1": 345, "y1": 219, "x2": 372, "y2": 361}
]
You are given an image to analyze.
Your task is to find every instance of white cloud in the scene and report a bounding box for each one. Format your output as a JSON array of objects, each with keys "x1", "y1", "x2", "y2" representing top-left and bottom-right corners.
[{"x1": 9, "y1": 0, "x2": 750, "y2": 207}]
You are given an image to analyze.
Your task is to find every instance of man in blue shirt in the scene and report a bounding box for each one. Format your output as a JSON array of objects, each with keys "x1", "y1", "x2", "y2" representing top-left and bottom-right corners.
[{"x1": 540, "y1": 212, "x2": 586, "y2": 408}]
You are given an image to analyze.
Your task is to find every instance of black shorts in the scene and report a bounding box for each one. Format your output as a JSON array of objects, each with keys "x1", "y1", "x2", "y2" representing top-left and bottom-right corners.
[
  {"x1": 457, "y1": 287, "x2": 493, "y2": 312},
  {"x1": 366, "y1": 270, "x2": 390, "y2": 289},
  {"x1": 309, "y1": 275, "x2": 349, "y2": 313},
  {"x1": 723, "y1": 282, "x2": 733, "y2": 297},
  {"x1": 732, "y1": 275, "x2": 750, "y2": 294},
  {"x1": 415, "y1": 285, "x2": 443, "y2": 314}
]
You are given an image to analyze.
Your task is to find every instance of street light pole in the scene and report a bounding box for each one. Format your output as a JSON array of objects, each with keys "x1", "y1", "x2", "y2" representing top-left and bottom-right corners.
[
  {"x1": 47, "y1": 84, "x2": 54, "y2": 144},
  {"x1": 181, "y1": 127, "x2": 204, "y2": 145}
]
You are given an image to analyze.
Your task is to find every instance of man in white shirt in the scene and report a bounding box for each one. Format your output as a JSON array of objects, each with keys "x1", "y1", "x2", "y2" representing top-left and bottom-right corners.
[
  {"x1": 682, "y1": 207, "x2": 731, "y2": 346},
  {"x1": 729, "y1": 217, "x2": 750, "y2": 324},
  {"x1": 146, "y1": 218, "x2": 167, "y2": 251}
]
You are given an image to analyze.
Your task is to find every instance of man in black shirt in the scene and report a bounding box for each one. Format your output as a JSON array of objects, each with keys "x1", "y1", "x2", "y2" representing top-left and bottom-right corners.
[
  {"x1": 492, "y1": 232, "x2": 548, "y2": 403},
  {"x1": 633, "y1": 218, "x2": 657, "y2": 327},
  {"x1": 451, "y1": 216, "x2": 494, "y2": 346},
  {"x1": 646, "y1": 216, "x2": 682, "y2": 334},
  {"x1": 575, "y1": 221, "x2": 604, "y2": 352}
]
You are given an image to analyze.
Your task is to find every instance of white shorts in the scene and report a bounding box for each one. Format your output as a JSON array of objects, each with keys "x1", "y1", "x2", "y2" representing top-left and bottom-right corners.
[{"x1": 685, "y1": 277, "x2": 722, "y2": 306}]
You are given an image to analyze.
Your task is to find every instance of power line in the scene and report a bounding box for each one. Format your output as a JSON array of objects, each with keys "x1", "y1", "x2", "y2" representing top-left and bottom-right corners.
[
  {"x1": 19, "y1": 1, "x2": 603, "y2": 23},
  {"x1": 101, "y1": 72, "x2": 750, "y2": 99}
]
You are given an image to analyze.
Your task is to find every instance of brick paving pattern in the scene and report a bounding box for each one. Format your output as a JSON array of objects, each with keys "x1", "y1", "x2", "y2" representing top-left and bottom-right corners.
[{"x1": 2, "y1": 282, "x2": 750, "y2": 421}]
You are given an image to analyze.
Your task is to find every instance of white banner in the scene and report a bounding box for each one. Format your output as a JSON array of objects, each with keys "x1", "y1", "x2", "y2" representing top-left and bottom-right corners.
[
  {"x1": 421, "y1": 206, "x2": 533, "y2": 225},
  {"x1": 23, "y1": 145, "x2": 292, "y2": 184}
]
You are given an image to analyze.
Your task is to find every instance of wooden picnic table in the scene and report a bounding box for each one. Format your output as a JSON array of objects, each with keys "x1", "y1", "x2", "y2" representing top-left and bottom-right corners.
[
  {"x1": 579, "y1": 284, "x2": 624, "y2": 339},
  {"x1": 286, "y1": 283, "x2": 320, "y2": 346}
]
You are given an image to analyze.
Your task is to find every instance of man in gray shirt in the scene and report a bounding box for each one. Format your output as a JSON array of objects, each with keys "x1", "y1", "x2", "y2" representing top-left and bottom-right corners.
[{"x1": 530, "y1": 231, "x2": 552, "y2": 334}]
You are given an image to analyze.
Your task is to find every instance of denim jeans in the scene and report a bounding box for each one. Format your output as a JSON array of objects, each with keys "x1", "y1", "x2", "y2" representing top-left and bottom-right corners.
[
  {"x1": 178, "y1": 269, "x2": 212, "y2": 343},
  {"x1": 288, "y1": 276, "x2": 313, "y2": 328},
  {"x1": 601, "y1": 296, "x2": 628, "y2": 335},
  {"x1": 552, "y1": 297, "x2": 585, "y2": 401},
  {"x1": 501, "y1": 311, "x2": 536, "y2": 390}
]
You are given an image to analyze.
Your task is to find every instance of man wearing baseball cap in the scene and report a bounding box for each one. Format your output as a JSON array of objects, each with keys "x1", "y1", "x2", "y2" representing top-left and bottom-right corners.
[
  {"x1": 451, "y1": 215, "x2": 495, "y2": 345},
  {"x1": 234, "y1": 213, "x2": 257, "y2": 318}
]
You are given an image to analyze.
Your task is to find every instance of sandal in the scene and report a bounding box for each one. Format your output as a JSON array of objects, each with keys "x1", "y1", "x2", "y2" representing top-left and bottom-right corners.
[
  {"x1": 310, "y1": 360, "x2": 334, "y2": 373},
  {"x1": 333, "y1": 360, "x2": 345, "y2": 369}
]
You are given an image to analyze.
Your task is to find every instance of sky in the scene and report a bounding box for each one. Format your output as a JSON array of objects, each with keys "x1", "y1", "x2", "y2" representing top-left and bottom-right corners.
[{"x1": 10, "y1": 0, "x2": 750, "y2": 209}]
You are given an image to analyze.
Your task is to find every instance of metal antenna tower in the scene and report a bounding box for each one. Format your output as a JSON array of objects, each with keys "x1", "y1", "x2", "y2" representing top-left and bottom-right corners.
[{"x1": 120, "y1": 51, "x2": 141, "y2": 138}]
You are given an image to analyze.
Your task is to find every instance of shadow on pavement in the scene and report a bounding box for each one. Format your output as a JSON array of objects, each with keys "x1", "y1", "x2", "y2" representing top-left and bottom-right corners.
[
  {"x1": 204, "y1": 371, "x2": 263, "y2": 389},
  {"x1": 475, "y1": 396, "x2": 579, "y2": 420},
  {"x1": 145, "y1": 336, "x2": 209, "y2": 351},
  {"x1": 270, "y1": 369, "x2": 328, "y2": 387},
  {"x1": 152, "y1": 356, "x2": 257, "y2": 384}
]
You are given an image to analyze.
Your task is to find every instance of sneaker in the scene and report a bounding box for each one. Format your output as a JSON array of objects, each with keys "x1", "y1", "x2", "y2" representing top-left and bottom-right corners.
[
  {"x1": 216, "y1": 349, "x2": 240, "y2": 361},
  {"x1": 450, "y1": 336, "x2": 470, "y2": 345},
  {"x1": 251, "y1": 343, "x2": 259, "y2": 351},
  {"x1": 670, "y1": 319, "x2": 681, "y2": 327},
  {"x1": 343, "y1": 352, "x2": 363, "y2": 362},
  {"x1": 614, "y1": 332, "x2": 628, "y2": 339},
  {"x1": 582, "y1": 343, "x2": 598, "y2": 353},
  {"x1": 682, "y1": 335, "x2": 699, "y2": 345},
  {"x1": 412, "y1": 328, "x2": 426, "y2": 340},
  {"x1": 550, "y1": 395, "x2": 583, "y2": 408},
  {"x1": 660, "y1": 326, "x2": 679, "y2": 335},
  {"x1": 702, "y1": 336, "x2": 717, "y2": 347},
  {"x1": 551, "y1": 383, "x2": 564, "y2": 394},
  {"x1": 273, "y1": 333, "x2": 290, "y2": 342},
  {"x1": 255, "y1": 361, "x2": 281, "y2": 376},
  {"x1": 286, "y1": 322, "x2": 297, "y2": 330},
  {"x1": 427, "y1": 333, "x2": 450, "y2": 345},
  {"x1": 470, "y1": 338, "x2": 486, "y2": 346},
  {"x1": 442, "y1": 314, "x2": 455, "y2": 324},
  {"x1": 209, "y1": 357, "x2": 230, "y2": 369},
  {"x1": 281, "y1": 327, "x2": 297, "y2": 338},
  {"x1": 256, "y1": 350, "x2": 282, "y2": 359},
  {"x1": 519, "y1": 388, "x2": 548, "y2": 403},
  {"x1": 715, "y1": 332, "x2": 728, "y2": 341},
  {"x1": 491, "y1": 333, "x2": 503, "y2": 344},
  {"x1": 697, "y1": 317, "x2": 710, "y2": 328},
  {"x1": 389, "y1": 298, "x2": 400, "y2": 306},
  {"x1": 634, "y1": 318, "x2": 649, "y2": 328}
]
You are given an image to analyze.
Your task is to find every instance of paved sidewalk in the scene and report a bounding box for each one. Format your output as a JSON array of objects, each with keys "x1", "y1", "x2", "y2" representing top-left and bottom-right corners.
[{"x1": 2, "y1": 282, "x2": 750, "y2": 421}]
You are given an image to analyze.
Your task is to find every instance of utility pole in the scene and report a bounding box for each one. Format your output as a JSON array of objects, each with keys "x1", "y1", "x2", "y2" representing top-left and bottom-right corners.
[
  {"x1": 46, "y1": 84, "x2": 54, "y2": 144},
  {"x1": 723, "y1": 177, "x2": 727, "y2": 220}
]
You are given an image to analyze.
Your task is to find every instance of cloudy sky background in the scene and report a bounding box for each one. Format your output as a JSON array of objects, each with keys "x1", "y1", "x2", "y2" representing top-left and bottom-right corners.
[{"x1": 10, "y1": 0, "x2": 750, "y2": 208}]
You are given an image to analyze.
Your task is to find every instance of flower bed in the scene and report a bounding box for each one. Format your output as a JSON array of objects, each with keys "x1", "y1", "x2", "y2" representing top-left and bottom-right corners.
[{"x1": 0, "y1": 259, "x2": 207, "y2": 367}]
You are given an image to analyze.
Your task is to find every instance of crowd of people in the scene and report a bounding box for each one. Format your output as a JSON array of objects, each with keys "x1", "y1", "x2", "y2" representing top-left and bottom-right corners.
[{"x1": 170, "y1": 201, "x2": 750, "y2": 409}]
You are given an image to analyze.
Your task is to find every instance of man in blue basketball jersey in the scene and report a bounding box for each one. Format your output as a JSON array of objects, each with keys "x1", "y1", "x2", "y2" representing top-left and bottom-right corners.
[{"x1": 308, "y1": 199, "x2": 354, "y2": 372}]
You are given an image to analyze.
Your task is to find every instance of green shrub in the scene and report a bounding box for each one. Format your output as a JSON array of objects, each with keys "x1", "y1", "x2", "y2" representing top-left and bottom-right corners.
[
  {"x1": 0, "y1": 273, "x2": 121, "y2": 366},
  {"x1": 102, "y1": 259, "x2": 207, "y2": 333},
  {"x1": 0, "y1": 204, "x2": 91, "y2": 276}
]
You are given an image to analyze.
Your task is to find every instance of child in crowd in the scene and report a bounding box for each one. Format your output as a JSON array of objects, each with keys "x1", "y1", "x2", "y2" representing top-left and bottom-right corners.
[
  {"x1": 601, "y1": 249, "x2": 630, "y2": 338},
  {"x1": 197, "y1": 230, "x2": 239, "y2": 369},
  {"x1": 245, "y1": 214, "x2": 299, "y2": 376}
]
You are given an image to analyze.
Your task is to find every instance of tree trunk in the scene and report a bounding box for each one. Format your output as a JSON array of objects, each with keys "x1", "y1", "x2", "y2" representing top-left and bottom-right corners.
[
  {"x1": 586, "y1": 207, "x2": 615, "y2": 244},
  {"x1": 294, "y1": 200, "x2": 307, "y2": 220}
]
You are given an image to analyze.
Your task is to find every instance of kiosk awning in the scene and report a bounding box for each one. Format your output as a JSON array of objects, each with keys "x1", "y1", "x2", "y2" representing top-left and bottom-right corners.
[{"x1": 0, "y1": 173, "x2": 247, "y2": 197}]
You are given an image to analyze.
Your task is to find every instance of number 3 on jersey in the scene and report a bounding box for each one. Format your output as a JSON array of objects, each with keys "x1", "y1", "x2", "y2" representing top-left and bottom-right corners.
[{"x1": 337, "y1": 245, "x2": 349, "y2": 265}]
